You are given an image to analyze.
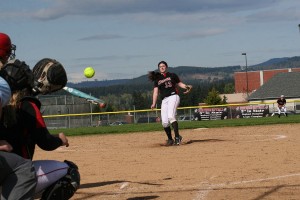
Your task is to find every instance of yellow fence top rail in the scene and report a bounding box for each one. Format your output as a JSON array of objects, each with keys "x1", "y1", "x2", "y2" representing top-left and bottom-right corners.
[{"x1": 42, "y1": 101, "x2": 292, "y2": 118}]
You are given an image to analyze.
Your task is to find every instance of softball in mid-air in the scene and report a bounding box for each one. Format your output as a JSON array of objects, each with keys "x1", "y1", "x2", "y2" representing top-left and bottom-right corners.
[{"x1": 84, "y1": 67, "x2": 95, "y2": 78}]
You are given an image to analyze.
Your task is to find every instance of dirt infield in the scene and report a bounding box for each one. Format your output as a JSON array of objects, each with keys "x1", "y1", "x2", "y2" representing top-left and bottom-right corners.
[{"x1": 34, "y1": 124, "x2": 300, "y2": 200}]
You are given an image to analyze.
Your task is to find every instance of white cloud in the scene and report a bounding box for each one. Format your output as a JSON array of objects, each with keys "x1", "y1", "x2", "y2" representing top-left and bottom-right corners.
[
  {"x1": 246, "y1": 6, "x2": 300, "y2": 22},
  {"x1": 2, "y1": 0, "x2": 300, "y2": 82},
  {"x1": 175, "y1": 28, "x2": 227, "y2": 40},
  {"x1": 2, "y1": 0, "x2": 282, "y2": 21},
  {"x1": 78, "y1": 34, "x2": 124, "y2": 41}
]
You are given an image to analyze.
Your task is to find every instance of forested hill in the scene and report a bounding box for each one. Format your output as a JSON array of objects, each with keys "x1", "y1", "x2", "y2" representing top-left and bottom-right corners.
[
  {"x1": 67, "y1": 56, "x2": 300, "y2": 88},
  {"x1": 51, "y1": 56, "x2": 300, "y2": 109},
  {"x1": 250, "y1": 56, "x2": 300, "y2": 70},
  {"x1": 67, "y1": 65, "x2": 240, "y2": 89},
  {"x1": 60, "y1": 64, "x2": 240, "y2": 108},
  {"x1": 128, "y1": 65, "x2": 240, "y2": 85}
]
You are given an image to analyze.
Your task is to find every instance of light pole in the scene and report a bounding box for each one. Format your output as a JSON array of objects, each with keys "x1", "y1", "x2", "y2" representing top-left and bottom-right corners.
[{"x1": 241, "y1": 53, "x2": 249, "y2": 99}]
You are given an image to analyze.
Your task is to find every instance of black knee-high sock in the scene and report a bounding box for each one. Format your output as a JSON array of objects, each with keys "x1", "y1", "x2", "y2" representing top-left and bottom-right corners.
[
  {"x1": 171, "y1": 121, "x2": 179, "y2": 138},
  {"x1": 164, "y1": 126, "x2": 172, "y2": 140}
]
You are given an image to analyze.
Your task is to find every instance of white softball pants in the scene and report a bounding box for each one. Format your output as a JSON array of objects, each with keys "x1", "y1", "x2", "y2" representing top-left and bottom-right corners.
[
  {"x1": 161, "y1": 94, "x2": 180, "y2": 128},
  {"x1": 277, "y1": 106, "x2": 286, "y2": 114},
  {"x1": 33, "y1": 160, "x2": 69, "y2": 195}
]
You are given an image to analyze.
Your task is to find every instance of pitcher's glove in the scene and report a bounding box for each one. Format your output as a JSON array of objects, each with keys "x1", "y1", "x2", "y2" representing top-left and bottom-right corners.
[{"x1": 183, "y1": 85, "x2": 192, "y2": 94}]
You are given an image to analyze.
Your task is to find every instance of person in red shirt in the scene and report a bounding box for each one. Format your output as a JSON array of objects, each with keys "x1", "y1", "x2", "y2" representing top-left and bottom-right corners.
[
  {"x1": 0, "y1": 32, "x2": 37, "y2": 200},
  {"x1": 0, "y1": 58, "x2": 80, "y2": 200}
]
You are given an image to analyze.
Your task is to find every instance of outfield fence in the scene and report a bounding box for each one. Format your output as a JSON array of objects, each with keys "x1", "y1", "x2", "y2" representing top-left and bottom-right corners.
[{"x1": 39, "y1": 95, "x2": 300, "y2": 129}]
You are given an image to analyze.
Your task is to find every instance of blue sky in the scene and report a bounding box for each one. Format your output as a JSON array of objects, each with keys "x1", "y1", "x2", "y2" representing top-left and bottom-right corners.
[{"x1": 2, "y1": 0, "x2": 300, "y2": 82}]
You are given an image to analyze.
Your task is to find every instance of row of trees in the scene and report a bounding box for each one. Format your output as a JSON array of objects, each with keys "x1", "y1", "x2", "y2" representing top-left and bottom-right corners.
[{"x1": 67, "y1": 78, "x2": 235, "y2": 113}]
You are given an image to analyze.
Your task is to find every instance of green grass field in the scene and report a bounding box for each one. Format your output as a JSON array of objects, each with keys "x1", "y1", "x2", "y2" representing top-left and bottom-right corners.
[{"x1": 49, "y1": 114, "x2": 300, "y2": 136}]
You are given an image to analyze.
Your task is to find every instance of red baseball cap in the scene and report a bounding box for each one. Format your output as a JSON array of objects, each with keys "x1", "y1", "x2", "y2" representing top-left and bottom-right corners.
[{"x1": 0, "y1": 33, "x2": 12, "y2": 63}]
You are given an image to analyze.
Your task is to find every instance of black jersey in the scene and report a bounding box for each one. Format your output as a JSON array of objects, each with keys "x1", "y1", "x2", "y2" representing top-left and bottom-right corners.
[
  {"x1": 277, "y1": 98, "x2": 286, "y2": 107},
  {"x1": 0, "y1": 97, "x2": 62, "y2": 160},
  {"x1": 154, "y1": 72, "x2": 181, "y2": 99}
]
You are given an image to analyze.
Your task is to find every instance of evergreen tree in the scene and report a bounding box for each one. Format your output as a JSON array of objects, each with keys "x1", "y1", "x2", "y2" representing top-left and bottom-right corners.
[
  {"x1": 222, "y1": 95, "x2": 227, "y2": 104},
  {"x1": 224, "y1": 83, "x2": 235, "y2": 93},
  {"x1": 132, "y1": 91, "x2": 146, "y2": 109},
  {"x1": 204, "y1": 88, "x2": 222, "y2": 105}
]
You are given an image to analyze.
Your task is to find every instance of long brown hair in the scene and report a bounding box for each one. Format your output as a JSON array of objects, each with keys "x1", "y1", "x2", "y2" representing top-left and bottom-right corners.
[
  {"x1": 1, "y1": 88, "x2": 30, "y2": 127},
  {"x1": 148, "y1": 71, "x2": 160, "y2": 82}
]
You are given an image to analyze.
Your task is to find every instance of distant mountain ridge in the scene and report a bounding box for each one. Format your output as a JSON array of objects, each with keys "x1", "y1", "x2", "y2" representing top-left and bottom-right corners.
[
  {"x1": 67, "y1": 56, "x2": 300, "y2": 88},
  {"x1": 67, "y1": 79, "x2": 129, "y2": 88},
  {"x1": 251, "y1": 57, "x2": 290, "y2": 67},
  {"x1": 250, "y1": 56, "x2": 300, "y2": 71}
]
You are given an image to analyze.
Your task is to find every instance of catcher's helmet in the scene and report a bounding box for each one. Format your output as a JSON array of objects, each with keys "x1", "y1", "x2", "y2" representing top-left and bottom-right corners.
[
  {"x1": 0, "y1": 33, "x2": 13, "y2": 63},
  {"x1": 0, "y1": 59, "x2": 34, "y2": 92}
]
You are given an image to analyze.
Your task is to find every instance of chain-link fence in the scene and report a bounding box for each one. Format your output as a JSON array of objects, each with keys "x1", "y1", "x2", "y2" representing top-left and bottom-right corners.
[{"x1": 39, "y1": 95, "x2": 300, "y2": 129}]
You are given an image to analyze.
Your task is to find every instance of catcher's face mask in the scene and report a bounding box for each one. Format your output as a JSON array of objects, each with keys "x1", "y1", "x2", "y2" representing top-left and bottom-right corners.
[{"x1": 32, "y1": 58, "x2": 67, "y2": 95}]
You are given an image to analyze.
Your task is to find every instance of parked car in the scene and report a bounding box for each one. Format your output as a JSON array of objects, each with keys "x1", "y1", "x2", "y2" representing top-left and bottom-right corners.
[
  {"x1": 137, "y1": 117, "x2": 158, "y2": 123},
  {"x1": 110, "y1": 121, "x2": 128, "y2": 126},
  {"x1": 178, "y1": 116, "x2": 194, "y2": 121},
  {"x1": 97, "y1": 120, "x2": 110, "y2": 126}
]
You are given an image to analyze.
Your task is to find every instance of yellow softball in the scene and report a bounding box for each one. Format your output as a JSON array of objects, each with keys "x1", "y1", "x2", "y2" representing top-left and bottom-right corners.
[{"x1": 84, "y1": 67, "x2": 95, "y2": 78}]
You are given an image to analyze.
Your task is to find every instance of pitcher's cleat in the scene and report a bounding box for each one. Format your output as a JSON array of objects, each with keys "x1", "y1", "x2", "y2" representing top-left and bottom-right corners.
[
  {"x1": 166, "y1": 139, "x2": 174, "y2": 146},
  {"x1": 174, "y1": 135, "x2": 183, "y2": 145}
]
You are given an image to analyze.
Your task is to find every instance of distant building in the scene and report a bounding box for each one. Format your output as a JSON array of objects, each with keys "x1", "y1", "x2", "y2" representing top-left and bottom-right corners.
[
  {"x1": 247, "y1": 71, "x2": 300, "y2": 114},
  {"x1": 218, "y1": 68, "x2": 300, "y2": 110},
  {"x1": 219, "y1": 93, "x2": 248, "y2": 104},
  {"x1": 206, "y1": 68, "x2": 300, "y2": 114},
  {"x1": 249, "y1": 71, "x2": 300, "y2": 101},
  {"x1": 234, "y1": 68, "x2": 300, "y2": 94}
]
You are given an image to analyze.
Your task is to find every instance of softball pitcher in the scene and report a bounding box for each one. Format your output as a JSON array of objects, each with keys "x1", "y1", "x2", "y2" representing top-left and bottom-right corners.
[{"x1": 149, "y1": 61, "x2": 192, "y2": 145}]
